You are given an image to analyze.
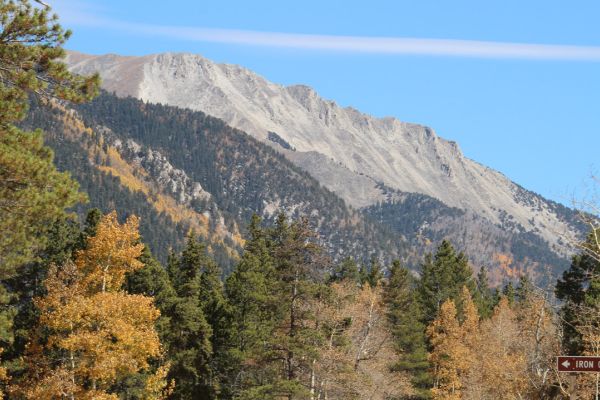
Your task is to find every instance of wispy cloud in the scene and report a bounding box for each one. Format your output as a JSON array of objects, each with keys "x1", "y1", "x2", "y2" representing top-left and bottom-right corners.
[{"x1": 54, "y1": 1, "x2": 600, "y2": 61}]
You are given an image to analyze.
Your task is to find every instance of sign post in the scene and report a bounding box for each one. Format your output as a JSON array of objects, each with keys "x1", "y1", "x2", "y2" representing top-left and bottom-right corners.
[{"x1": 557, "y1": 356, "x2": 600, "y2": 400}]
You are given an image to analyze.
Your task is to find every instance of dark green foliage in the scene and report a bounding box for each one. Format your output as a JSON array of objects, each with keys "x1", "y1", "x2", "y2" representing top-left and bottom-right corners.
[
  {"x1": 3, "y1": 216, "x2": 82, "y2": 377},
  {"x1": 0, "y1": 0, "x2": 98, "y2": 125},
  {"x1": 167, "y1": 233, "x2": 215, "y2": 400},
  {"x1": 516, "y1": 274, "x2": 534, "y2": 304},
  {"x1": 224, "y1": 214, "x2": 327, "y2": 399},
  {"x1": 265, "y1": 214, "x2": 325, "y2": 398},
  {"x1": 556, "y1": 230, "x2": 600, "y2": 354},
  {"x1": 0, "y1": 125, "x2": 85, "y2": 277},
  {"x1": 417, "y1": 240, "x2": 474, "y2": 324},
  {"x1": 125, "y1": 245, "x2": 178, "y2": 344},
  {"x1": 503, "y1": 281, "x2": 516, "y2": 305},
  {"x1": 199, "y1": 258, "x2": 231, "y2": 398},
  {"x1": 364, "y1": 192, "x2": 464, "y2": 240},
  {"x1": 82, "y1": 207, "x2": 103, "y2": 239},
  {"x1": 224, "y1": 215, "x2": 279, "y2": 397},
  {"x1": 329, "y1": 256, "x2": 361, "y2": 284},
  {"x1": 474, "y1": 266, "x2": 494, "y2": 318},
  {"x1": 365, "y1": 256, "x2": 384, "y2": 288},
  {"x1": 383, "y1": 261, "x2": 431, "y2": 399},
  {"x1": 0, "y1": 0, "x2": 98, "y2": 300},
  {"x1": 121, "y1": 246, "x2": 179, "y2": 399}
]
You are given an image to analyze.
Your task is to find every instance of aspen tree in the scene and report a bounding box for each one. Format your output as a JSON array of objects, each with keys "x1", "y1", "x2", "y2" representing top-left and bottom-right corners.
[{"x1": 16, "y1": 212, "x2": 169, "y2": 399}]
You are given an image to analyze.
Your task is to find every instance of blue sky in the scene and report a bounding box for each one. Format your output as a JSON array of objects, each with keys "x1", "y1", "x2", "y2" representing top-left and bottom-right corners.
[{"x1": 52, "y1": 0, "x2": 600, "y2": 206}]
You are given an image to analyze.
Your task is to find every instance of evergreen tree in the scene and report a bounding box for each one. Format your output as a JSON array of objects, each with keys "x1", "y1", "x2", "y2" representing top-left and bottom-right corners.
[
  {"x1": 365, "y1": 256, "x2": 383, "y2": 288},
  {"x1": 556, "y1": 228, "x2": 600, "y2": 354},
  {"x1": 117, "y1": 245, "x2": 179, "y2": 399},
  {"x1": 224, "y1": 215, "x2": 278, "y2": 398},
  {"x1": 417, "y1": 240, "x2": 474, "y2": 324},
  {"x1": 503, "y1": 281, "x2": 516, "y2": 305},
  {"x1": 167, "y1": 233, "x2": 214, "y2": 400},
  {"x1": 229, "y1": 214, "x2": 327, "y2": 399},
  {"x1": 329, "y1": 256, "x2": 360, "y2": 284},
  {"x1": 199, "y1": 257, "x2": 230, "y2": 398},
  {"x1": 264, "y1": 215, "x2": 326, "y2": 399},
  {"x1": 383, "y1": 260, "x2": 430, "y2": 399},
  {"x1": 473, "y1": 266, "x2": 494, "y2": 318},
  {"x1": 81, "y1": 207, "x2": 103, "y2": 242},
  {"x1": 126, "y1": 245, "x2": 178, "y2": 347},
  {"x1": 5, "y1": 216, "x2": 82, "y2": 374},
  {"x1": 0, "y1": 0, "x2": 98, "y2": 274},
  {"x1": 516, "y1": 274, "x2": 534, "y2": 304}
]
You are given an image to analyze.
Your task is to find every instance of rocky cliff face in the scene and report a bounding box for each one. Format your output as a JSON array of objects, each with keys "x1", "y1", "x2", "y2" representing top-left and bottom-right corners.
[{"x1": 66, "y1": 51, "x2": 582, "y2": 271}]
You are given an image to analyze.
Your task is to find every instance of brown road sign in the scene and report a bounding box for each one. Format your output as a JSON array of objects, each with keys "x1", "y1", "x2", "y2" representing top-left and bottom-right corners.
[{"x1": 557, "y1": 356, "x2": 600, "y2": 372}]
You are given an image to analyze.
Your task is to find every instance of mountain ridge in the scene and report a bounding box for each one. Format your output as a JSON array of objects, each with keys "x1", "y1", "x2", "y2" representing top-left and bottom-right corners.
[{"x1": 64, "y1": 50, "x2": 584, "y2": 277}]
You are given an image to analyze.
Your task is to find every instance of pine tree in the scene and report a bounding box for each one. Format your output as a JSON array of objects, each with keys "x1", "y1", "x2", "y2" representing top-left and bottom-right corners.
[
  {"x1": 365, "y1": 256, "x2": 383, "y2": 288},
  {"x1": 167, "y1": 233, "x2": 214, "y2": 400},
  {"x1": 383, "y1": 260, "x2": 430, "y2": 398},
  {"x1": 329, "y1": 256, "x2": 360, "y2": 284},
  {"x1": 199, "y1": 258, "x2": 230, "y2": 398},
  {"x1": 119, "y1": 245, "x2": 179, "y2": 399},
  {"x1": 230, "y1": 214, "x2": 327, "y2": 399},
  {"x1": 5, "y1": 216, "x2": 82, "y2": 375},
  {"x1": 265, "y1": 215, "x2": 326, "y2": 399},
  {"x1": 81, "y1": 208, "x2": 103, "y2": 243},
  {"x1": 474, "y1": 266, "x2": 494, "y2": 318},
  {"x1": 224, "y1": 215, "x2": 278, "y2": 398},
  {"x1": 0, "y1": 0, "x2": 98, "y2": 275},
  {"x1": 503, "y1": 281, "x2": 516, "y2": 305},
  {"x1": 556, "y1": 228, "x2": 600, "y2": 354},
  {"x1": 126, "y1": 245, "x2": 178, "y2": 349},
  {"x1": 418, "y1": 240, "x2": 474, "y2": 324},
  {"x1": 516, "y1": 274, "x2": 534, "y2": 304}
]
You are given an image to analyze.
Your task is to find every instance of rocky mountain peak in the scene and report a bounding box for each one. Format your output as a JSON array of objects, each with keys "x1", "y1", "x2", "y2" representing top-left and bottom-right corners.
[{"x1": 66, "y1": 51, "x2": 580, "y2": 260}]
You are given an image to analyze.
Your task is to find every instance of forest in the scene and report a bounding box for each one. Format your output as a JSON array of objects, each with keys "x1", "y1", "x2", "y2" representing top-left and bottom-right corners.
[{"x1": 2, "y1": 1, "x2": 600, "y2": 399}]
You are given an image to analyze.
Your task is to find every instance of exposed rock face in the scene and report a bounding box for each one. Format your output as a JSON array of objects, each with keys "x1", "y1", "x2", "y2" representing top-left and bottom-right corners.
[{"x1": 66, "y1": 51, "x2": 580, "y2": 260}]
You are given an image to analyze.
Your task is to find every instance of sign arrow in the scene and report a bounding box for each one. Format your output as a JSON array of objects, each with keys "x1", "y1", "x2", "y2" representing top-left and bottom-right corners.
[{"x1": 558, "y1": 356, "x2": 600, "y2": 372}]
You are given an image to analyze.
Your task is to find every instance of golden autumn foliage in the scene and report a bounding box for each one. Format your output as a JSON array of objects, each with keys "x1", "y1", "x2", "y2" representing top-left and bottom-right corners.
[
  {"x1": 428, "y1": 287, "x2": 560, "y2": 400},
  {"x1": 75, "y1": 211, "x2": 144, "y2": 292},
  {"x1": 14, "y1": 212, "x2": 169, "y2": 399},
  {"x1": 427, "y1": 299, "x2": 469, "y2": 400},
  {"x1": 468, "y1": 297, "x2": 527, "y2": 399}
]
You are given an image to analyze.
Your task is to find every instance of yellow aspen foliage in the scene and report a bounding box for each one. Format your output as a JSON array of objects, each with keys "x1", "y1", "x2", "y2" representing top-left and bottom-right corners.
[
  {"x1": 427, "y1": 299, "x2": 468, "y2": 400},
  {"x1": 15, "y1": 212, "x2": 168, "y2": 399},
  {"x1": 75, "y1": 211, "x2": 144, "y2": 293},
  {"x1": 472, "y1": 297, "x2": 528, "y2": 399}
]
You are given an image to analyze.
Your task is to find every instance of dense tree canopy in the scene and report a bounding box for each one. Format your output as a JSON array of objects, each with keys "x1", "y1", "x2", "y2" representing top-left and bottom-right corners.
[{"x1": 0, "y1": 0, "x2": 98, "y2": 274}]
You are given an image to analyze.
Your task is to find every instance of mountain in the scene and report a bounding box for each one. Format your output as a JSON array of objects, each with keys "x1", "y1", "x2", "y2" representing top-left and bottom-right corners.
[
  {"x1": 64, "y1": 51, "x2": 584, "y2": 279},
  {"x1": 23, "y1": 93, "x2": 408, "y2": 270}
]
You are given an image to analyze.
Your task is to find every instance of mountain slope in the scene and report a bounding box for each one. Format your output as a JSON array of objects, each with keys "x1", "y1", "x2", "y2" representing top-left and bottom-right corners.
[
  {"x1": 64, "y1": 51, "x2": 588, "y2": 279},
  {"x1": 24, "y1": 93, "x2": 409, "y2": 269},
  {"x1": 66, "y1": 52, "x2": 581, "y2": 253}
]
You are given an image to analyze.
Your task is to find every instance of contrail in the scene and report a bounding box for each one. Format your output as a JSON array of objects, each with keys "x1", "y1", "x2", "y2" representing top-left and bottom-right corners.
[{"x1": 56, "y1": 4, "x2": 600, "y2": 61}]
